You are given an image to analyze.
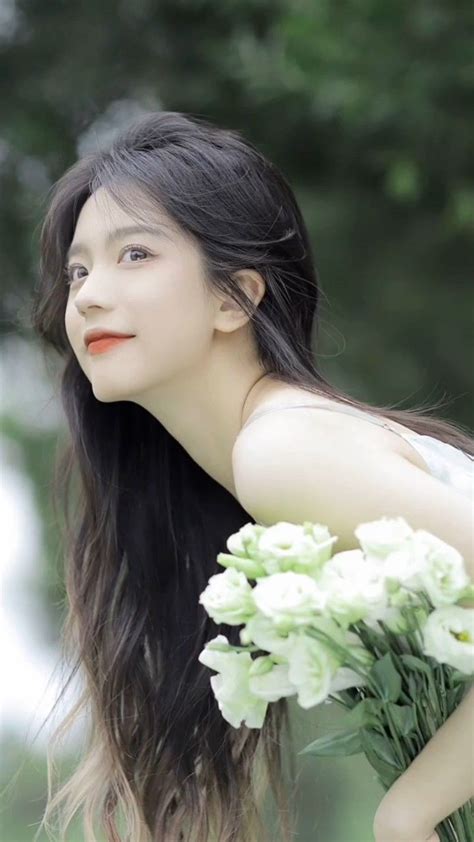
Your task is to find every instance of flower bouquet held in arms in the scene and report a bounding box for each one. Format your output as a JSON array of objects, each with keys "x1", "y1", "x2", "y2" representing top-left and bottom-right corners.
[{"x1": 197, "y1": 518, "x2": 474, "y2": 842}]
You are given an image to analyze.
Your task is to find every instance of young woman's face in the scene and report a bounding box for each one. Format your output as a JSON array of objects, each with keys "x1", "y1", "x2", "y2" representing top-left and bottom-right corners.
[{"x1": 64, "y1": 187, "x2": 217, "y2": 403}]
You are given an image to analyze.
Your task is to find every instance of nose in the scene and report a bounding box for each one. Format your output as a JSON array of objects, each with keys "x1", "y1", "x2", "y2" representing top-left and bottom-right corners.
[{"x1": 73, "y1": 270, "x2": 114, "y2": 313}]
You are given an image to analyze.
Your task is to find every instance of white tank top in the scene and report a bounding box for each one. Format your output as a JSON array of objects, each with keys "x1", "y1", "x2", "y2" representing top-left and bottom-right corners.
[{"x1": 240, "y1": 403, "x2": 474, "y2": 501}]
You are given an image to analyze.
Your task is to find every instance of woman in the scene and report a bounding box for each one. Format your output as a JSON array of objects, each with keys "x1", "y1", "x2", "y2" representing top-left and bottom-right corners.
[{"x1": 30, "y1": 111, "x2": 473, "y2": 842}]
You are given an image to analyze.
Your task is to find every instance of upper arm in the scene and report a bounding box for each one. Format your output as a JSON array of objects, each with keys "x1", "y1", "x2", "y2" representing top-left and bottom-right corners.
[{"x1": 232, "y1": 415, "x2": 474, "y2": 578}]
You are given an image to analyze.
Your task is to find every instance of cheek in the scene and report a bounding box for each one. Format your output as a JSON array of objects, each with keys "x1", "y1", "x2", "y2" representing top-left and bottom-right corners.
[
  {"x1": 64, "y1": 304, "x2": 82, "y2": 353},
  {"x1": 139, "y1": 281, "x2": 214, "y2": 359}
]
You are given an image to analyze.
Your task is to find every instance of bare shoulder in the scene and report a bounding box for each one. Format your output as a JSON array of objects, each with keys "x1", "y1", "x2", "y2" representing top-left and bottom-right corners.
[
  {"x1": 234, "y1": 389, "x2": 432, "y2": 476},
  {"x1": 231, "y1": 403, "x2": 473, "y2": 564},
  {"x1": 232, "y1": 402, "x2": 395, "y2": 506}
]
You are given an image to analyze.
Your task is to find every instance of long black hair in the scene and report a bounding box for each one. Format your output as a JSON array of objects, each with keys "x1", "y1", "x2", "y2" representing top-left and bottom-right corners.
[{"x1": 29, "y1": 110, "x2": 473, "y2": 842}]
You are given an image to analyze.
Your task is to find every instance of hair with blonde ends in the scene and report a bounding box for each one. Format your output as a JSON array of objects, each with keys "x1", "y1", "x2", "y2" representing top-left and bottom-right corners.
[{"x1": 26, "y1": 111, "x2": 473, "y2": 842}]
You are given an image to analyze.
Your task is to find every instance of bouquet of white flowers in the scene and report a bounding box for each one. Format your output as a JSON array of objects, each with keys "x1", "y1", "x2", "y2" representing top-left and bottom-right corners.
[{"x1": 198, "y1": 517, "x2": 474, "y2": 842}]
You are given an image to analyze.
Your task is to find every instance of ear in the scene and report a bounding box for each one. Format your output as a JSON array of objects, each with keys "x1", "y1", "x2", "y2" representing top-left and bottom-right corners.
[{"x1": 214, "y1": 269, "x2": 266, "y2": 332}]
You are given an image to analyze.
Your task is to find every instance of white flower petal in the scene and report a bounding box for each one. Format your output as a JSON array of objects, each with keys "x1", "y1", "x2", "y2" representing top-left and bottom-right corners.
[{"x1": 421, "y1": 606, "x2": 474, "y2": 674}]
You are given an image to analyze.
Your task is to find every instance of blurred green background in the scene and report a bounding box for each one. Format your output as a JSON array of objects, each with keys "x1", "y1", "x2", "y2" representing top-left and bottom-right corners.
[{"x1": 1, "y1": 0, "x2": 473, "y2": 840}]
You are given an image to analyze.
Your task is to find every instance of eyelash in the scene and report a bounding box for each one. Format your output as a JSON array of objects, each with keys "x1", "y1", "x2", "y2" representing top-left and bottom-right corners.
[{"x1": 63, "y1": 244, "x2": 152, "y2": 286}]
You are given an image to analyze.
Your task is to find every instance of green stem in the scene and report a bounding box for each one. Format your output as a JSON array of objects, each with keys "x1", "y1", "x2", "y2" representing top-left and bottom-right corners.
[
  {"x1": 424, "y1": 665, "x2": 444, "y2": 725},
  {"x1": 304, "y1": 627, "x2": 378, "y2": 692},
  {"x1": 437, "y1": 815, "x2": 461, "y2": 842},
  {"x1": 416, "y1": 696, "x2": 437, "y2": 740},
  {"x1": 400, "y1": 726, "x2": 421, "y2": 760},
  {"x1": 404, "y1": 628, "x2": 443, "y2": 728},
  {"x1": 382, "y1": 701, "x2": 410, "y2": 769},
  {"x1": 437, "y1": 664, "x2": 448, "y2": 721},
  {"x1": 460, "y1": 800, "x2": 474, "y2": 838},
  {"x1": 449, "y1": 807, "x2": 469, "y2": 841},
  {"x1": 327, "y1": 693, "x2": 351, "y2": 711},
  {"x1": 386, "y1": 644, "x2": 419, "y2": 705}
]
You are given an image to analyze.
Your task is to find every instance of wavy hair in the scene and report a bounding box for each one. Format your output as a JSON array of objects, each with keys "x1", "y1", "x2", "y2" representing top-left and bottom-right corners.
[{"x1": 26, "y1": 110, "x2": 473, "y2": 842}]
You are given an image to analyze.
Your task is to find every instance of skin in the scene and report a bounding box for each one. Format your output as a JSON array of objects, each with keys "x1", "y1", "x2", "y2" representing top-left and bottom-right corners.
[
  {"x1": 65, "y1": 187, "x2": 474, "y2": 841},
  {"x1": 64, "y1": 186, "x2": 272, "y2": 497},
  {"x1": 373, "y1": 691, "x2": 474, "y2": 840}
]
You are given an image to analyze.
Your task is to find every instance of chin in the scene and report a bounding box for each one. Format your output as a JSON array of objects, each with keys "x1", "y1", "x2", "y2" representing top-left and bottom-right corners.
[{"x1": 90, "y1": 384, "x2": 128, "y2": 403}]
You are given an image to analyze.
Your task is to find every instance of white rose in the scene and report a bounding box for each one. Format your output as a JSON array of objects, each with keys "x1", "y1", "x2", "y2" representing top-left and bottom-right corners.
[
  {"x1": 198, "y1": 567, "x2": 256, "y2": 625},
  {"x1": 355, "y1": 516, "x2": 415, "y2": 560},
  {"x1": 364, "y1": 602, "x2": 414, "y2": 634},
  {"x1": 248, "y1": 656, "x2": 298, "y2": 701},
  {"x1": 239, "y1": 612, "x2": 296, "y2": 658},
  {"x1": 226, "y1": 522, "x2": 264, "y2": 557},
  {"x1": 382, "y1": 543, "x2": 428, "y2": 593},
  {"x1": 198, "y1": 635, "x2": 268, "y2": 728},
  {"x1": 281, "y1": 617, "x2": 365, "y2": 709},
  {"x1": 344, "y1": 631, "x2": 377, "y2": 669},
  {"x1": 286, "y1": 633, "x2": 339, "y2": 709},
  {"x1": 251, "y1": 571, "x2": 327, "y2": 631},
  {"x1": 217, "y1": 523, "x2": 267, "y2": 578},
  {"x1": 307, "y1": 613, "x2": 354, "y2": 651},
  {"x1": 421, "y1": 606, "x2": 474, "y2": 674},
  {"x1": 317, "y1": 549, "x2": 389, "y2": 627},
  {"x1": 329, "y1": 666, "x2": 369, "y2": 693},
  {"x1": 412, "y1": 530, "x2": 471, "y2": 607},
  {"x1": 255, "y1": 521, "x2": 338, "y2": 577},
  {"x1": 198, "y1": 634, "x2": 238, "y2": 672}
]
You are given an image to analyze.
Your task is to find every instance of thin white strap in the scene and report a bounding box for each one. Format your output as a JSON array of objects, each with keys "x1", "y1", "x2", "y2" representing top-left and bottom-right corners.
[
  {"x1": 239, "y1": 403, "x2": 474, "y2": 481},
  {"x1": 239, "y1": 403, "x2": 436, "y2": 476},
  {"x1": 241, "y1": 402, "x2": 400, "y2": 437}
]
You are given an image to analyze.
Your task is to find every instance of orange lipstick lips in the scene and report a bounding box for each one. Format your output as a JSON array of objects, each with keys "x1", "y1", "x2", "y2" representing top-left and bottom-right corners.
[{"x1": 87, "y1": 336, "x2": 134, "y2": 355}]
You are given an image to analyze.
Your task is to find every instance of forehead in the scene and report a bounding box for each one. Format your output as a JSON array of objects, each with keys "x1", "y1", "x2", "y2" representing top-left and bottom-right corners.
[
  {"x1": 72, "y1": 187, "x2": 174, "y2": 237},
  {"x1": 67, "y1": 187, "x2": 182, "y2": 260}
]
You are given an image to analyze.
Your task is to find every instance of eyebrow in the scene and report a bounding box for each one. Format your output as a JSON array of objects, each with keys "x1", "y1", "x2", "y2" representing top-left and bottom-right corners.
[{"x1": 66, "y1": 225, "x2": 169, "y2": 262}]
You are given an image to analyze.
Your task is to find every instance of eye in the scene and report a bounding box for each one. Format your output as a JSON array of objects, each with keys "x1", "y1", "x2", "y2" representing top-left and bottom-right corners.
[
  {"x1": 121, "y1": 245, "x2": 151, "y2": 264},
  {"x1": 64, "y1": 244, "x2": 152, "y2": 286}
]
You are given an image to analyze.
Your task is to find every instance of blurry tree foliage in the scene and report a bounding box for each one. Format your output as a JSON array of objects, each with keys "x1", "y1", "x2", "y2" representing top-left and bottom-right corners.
[
  {"x1": 0, "y1": 4, "x2": 472, "y2": 838},
  {"x1": 1, "y1": 0, "x2": 472, "y2": 419},
  {"x1": 1, "y1": 2, "x2": 472, "y2": 579}
]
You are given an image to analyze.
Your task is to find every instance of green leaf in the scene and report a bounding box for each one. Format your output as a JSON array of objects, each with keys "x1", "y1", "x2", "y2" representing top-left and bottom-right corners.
[
  {"x1": 216, "y1": 552, "x2": 264, "y2": 578},
  {"x1": 456, "y1": 583, "x2": 474, "y2": 605},
  {"x1": 445, "y1": 684, "x2": 472, "y2": 712},
  {"x1": 344, "y1": 698, "x2": 384, "y2": 730},
  {"x1": 359, "y1": 729, "x2": 402, "y2": 787},
  {"x1": 386, "y1": 702, "x2": 417, "y2": 736},
  {"x1": 356, "y1": 623, "x2": 390, "y2": 655},
  {"x1": 399, "y1": 654, "x2": 433, "y2": 676},
  {"x1": 407, "y1": 673, "x2": 419, "y2": 699},
  {"x1": 360, "y1": 728, "x2": 404, "y2": 789},
  {"x1": 370, "y1": 653, "x2": 402, "y2": 702},
  {"x1": 449, "y1": 670, "x2": 474, "y2": 684},
  {"x1": 360, "y1": 728, "x2": 402, "y2": 768},
  {"x1": 298, "y1": 728, "x2": 362, "y2": 757}
]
